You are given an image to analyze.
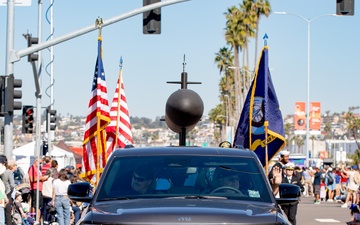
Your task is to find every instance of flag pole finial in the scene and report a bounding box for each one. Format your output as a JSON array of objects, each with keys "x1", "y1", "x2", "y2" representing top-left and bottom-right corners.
[
  {"x1": 95, "y1": 17, "x2": 104, "y2": 38},
  {"x1": 119, "y1": 56, "x2": 123, "y2": 70},
  {"x1": 182, "y1": 54, "x2": 186, "y2": 73},
  {"x1": 263, "y1": 33, "x2": 269, "y2": 46}
]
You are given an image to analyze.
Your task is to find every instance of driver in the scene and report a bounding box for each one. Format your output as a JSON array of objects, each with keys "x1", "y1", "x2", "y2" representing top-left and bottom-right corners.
[
  {"x1": 217, "y1": 169, "x2": 240, "y2": 193},
  {"x1": 130, "y1": 165, "x2": 154, "y2": 194}
]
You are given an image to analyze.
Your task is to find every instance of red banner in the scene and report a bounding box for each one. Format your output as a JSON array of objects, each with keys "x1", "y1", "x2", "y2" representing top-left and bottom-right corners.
[
  {"x1": 294, "y1": 102, "x2": 306, "y2": 131},
  {"x1": 310, "y1": 102, "x2": 321, "y2": 131}
]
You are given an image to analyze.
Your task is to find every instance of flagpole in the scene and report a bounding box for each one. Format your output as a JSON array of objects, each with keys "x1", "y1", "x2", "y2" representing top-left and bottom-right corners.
[
  {"x1": 264, "y1": 121, "x2": 269, "y2": 175},
  {"x1": 95, "y1": 18, "x2": 103, "y2": 185},
  {"x1": 115, "y1": 58, "x2": 123, "y2": 148},
  {"x1": 96, "y1": 116, "x2": 101, "y2": 185}
]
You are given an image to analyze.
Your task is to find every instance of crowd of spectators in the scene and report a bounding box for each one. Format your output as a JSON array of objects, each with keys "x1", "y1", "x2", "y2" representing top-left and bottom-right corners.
[{"x1": 0, "y1": 154, "x2": 83, "y2": 225}]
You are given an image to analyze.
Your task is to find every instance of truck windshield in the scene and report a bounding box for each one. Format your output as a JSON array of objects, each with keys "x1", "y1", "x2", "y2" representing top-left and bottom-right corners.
[{"x1": 96, "y1": 155, "x2": 272, "y2": 203}]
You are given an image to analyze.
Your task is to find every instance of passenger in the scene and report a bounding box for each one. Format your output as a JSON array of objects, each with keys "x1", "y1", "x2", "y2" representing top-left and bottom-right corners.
[{"x1": 130, "y1": 165, "x2": 154, "y2": 194}]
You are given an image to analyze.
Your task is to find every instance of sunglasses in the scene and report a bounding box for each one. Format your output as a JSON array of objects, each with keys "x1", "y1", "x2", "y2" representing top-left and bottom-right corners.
[{"x1": 133, "y1": 174, "x2": 147, "y2": 182}]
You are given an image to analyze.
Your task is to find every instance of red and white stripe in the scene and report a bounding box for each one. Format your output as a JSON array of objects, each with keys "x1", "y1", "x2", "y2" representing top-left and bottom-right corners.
[
  {"x1": 82, "y1": 39, "x2": 110, "y2": 184},
  {"x1": 106, "y1": 72, "x2": 133, "y2": 156}
]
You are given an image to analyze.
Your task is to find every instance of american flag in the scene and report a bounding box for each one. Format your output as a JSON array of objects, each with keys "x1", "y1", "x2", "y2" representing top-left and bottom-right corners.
[
  {"x1": 106, "y1": 60, "x2": 133, "y2": 156},
  {"x1": 82, "y1": 38, "x2": 111, "y2": 184}
]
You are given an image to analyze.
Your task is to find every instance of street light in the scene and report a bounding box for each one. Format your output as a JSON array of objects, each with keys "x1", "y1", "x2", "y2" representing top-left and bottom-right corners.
[{"x1": 274, "y1": 12, "x2": 337, "y2": 167}]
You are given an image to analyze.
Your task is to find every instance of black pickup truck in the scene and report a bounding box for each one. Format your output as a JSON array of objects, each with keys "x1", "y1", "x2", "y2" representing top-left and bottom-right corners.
[{"x1": 68, "y1": 146, "x2": 300, "y2": 225}]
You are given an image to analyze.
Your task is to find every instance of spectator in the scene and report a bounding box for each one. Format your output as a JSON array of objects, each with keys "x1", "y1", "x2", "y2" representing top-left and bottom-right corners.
[
  {"x1": 13, "y1": 191, "x2": 27, "y2": 225},
  {"x1": 28, "y1": 158, "x2": 49, "y2": 222},
  {"x1": 41, "y1": 156, "x2": 52, "y2": 176},
  {"x1": 334, "y1": 166, "x2": 342, "y2": 202},
  {"x1": 2, "y1": 159, "x2": 16, "y2": 225},
  {"x1": 325, "y1": 167, "x2": 336, "y2": 202},
  {"x1": 48, "y1": 160, "x2": 59, "y2": 179},
  {"x1": 52, "y1": 169, "x2": 71, "y2": 225},
  {"x1": 13, "y1": 166, "x2": 25, "y2": 186},
  {"x1": 313, "y1": 167, "x2": 322, "y2": 204},
  {"x1": 341, "y1": 166, "x2": 350, "y2": 191},
  {"x1": 0, "y1": 162, "x2": 7, "y2": 225},
  {"x1": 64, "y1": 166, "x2": 74, "y2": 180},
  {"x1": 341, "y1": 165, "x2": 359, "y2": 208},
  {"x1": 42, "y1": 168, "x2": 55, "y2": 224},
  {"x1": 302, "y1": 167, "x2": 314, "y2": 197}
]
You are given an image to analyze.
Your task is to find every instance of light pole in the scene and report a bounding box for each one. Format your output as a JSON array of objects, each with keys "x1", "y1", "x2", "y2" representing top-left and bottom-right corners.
[{"x1": 274, "y1": 12, "x2": 337, "y2": 167}]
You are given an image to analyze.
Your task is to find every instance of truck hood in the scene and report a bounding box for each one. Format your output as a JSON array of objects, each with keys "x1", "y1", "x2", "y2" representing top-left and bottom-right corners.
[{"x1": 82, "y1": 198, "x2": 288, "y2": 224}]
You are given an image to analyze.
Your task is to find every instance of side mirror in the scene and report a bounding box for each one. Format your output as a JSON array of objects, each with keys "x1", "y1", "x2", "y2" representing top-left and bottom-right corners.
[
  {"x1": 276, "y1": 183, "x2": 301, "y2": 205},
  {"x1": 68, "y1": 182, "x2": 92, "y2": 203}
]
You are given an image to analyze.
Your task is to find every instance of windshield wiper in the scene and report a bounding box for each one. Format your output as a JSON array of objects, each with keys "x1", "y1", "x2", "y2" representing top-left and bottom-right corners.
[
  {"x1": 166, "y1": 195, "x2": 227, "y2": 199},
  {"x1": 98, "y1": 197, "x2": 133, "y2": 201}
]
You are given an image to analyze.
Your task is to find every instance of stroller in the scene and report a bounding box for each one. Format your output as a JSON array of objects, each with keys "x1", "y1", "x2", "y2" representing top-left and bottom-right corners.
[
  {"x1": 13, "y1": 184, "x2": 34, "y2": 225},
  {"x1": 45, "y1": 203, "x2": 58, "y2": 225}
]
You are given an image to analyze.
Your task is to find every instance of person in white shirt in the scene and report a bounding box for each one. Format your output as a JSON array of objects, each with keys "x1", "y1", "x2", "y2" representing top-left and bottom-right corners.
[{"x1": 52, "y1": 169, "x2": 71, "y2": 225}]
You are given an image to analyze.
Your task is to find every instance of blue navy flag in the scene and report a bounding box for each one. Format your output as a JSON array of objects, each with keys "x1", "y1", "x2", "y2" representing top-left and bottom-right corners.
[{"x1": 233, "y1": 46, "x2": 285, "y2": 166}]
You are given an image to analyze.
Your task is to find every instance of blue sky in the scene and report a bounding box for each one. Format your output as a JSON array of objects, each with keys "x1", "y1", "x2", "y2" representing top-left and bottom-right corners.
[{"x1": 0, "y1": 0, "x2": 358, "y2": 121}]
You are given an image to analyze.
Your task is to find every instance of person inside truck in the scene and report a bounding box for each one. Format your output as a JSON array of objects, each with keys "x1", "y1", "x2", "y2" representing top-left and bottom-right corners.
[{"x1": 130, "y1": 164, "x2": 155, "y2": 194}]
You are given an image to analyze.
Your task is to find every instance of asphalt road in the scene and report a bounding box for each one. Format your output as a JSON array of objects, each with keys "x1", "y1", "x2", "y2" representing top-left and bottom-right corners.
[{"x1": 297, "y1": 196, "x2": 355, "y2": 224}]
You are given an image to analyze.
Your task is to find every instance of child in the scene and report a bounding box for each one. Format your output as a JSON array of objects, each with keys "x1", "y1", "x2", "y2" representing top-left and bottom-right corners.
[
  {"x1": 13, "y1": 191, "x2": 27, "y2": 225},
  {"x1": 347, "y1": 203, "x2": 360, "y2": 225},
  {"x1": 320, "y1": 178, "x2": 326, "y2": 202}
]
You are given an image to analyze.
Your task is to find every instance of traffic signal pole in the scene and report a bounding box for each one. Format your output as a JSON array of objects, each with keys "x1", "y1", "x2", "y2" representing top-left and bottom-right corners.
[
  {"x1": 5, "y1": 0, "x2": 190, "y2": 158},
  {"x1": 9, "y1": 0, "x2": 190, "y2": 63},
  {"x1": 4, "y1": 0, "x2": 15, "y2": 159}
]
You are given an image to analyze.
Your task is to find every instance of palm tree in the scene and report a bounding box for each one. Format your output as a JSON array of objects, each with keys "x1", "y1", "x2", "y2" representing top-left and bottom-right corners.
[
  {"x1": 284, "y1": 122, "x2": 292, "y2": 149},
  {"x1": 310, "y1": 135, "x2": 317, "y2": 158},
  {"x1": 351, "y1": 149, "x2": 360, "y2": 168},
  {"x1": 291, "y1": 135, "x2": 304, "y2": 154},
  {"x1": 240, "y1": 0, "x2": 257, "y2": 69},
  {"x1": 296, "y1": 136, "x2": 305, "y2": 154},
  {"x1": 345, "y1": 109, "x2": 360, "y2": 150},
  {"x1": 214, "y1": 47, "x2": 234, "y2": 127},
  {"x1": 225, "y1": 6, "x2": 246, "y2": 120}
]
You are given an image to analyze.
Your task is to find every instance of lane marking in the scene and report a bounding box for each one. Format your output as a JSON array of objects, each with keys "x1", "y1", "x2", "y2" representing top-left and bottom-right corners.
[{"x1": 315, "y1": 219, "x2": 340, "y2": 223}]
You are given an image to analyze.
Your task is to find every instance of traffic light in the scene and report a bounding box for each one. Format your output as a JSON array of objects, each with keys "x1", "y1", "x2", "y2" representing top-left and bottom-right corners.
[
  {"x1": 26, "y1": 34, "x2": 39, "y2": 62},
  {"x1": 22, "y1": 105, "x2": 34, "y2": 134},
  {"x1": 143, "y1": 0, "x2": 161, "y2": 34},
  {"x1": 5, "y1": 74, "x2": 22, "y2": 114},
  {"x1": 336, "y1": 0, "x2": 354, "y2": 15},
  {"x1": 46, "y1": 108, "x2": 57, "y2": 131}
]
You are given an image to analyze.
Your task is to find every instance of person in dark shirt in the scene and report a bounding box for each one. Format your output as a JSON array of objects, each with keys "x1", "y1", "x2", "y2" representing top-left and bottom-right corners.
[
  {"x1": 268, "y1": 150, "x2": 290, "y2": 195},
  {"x1": 130, "y1": 165, "x2": 155, "y2": 194},
  {"x1": 281, "y1": 164, "x2": 304, "y2": 225},
  {"x1": 313, "y1": 167, "x2": 322, "y2": 204}
]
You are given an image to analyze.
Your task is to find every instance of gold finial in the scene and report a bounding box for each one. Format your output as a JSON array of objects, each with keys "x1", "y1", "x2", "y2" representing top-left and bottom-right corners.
[{"x1": 95, "y1": 17, "x2": 104, "y2": 38}]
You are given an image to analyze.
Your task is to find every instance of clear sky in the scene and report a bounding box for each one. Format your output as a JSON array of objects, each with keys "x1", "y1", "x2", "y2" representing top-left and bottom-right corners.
[{"x1": 0, "y1": 0, "x2": 358, "y2": 121}]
